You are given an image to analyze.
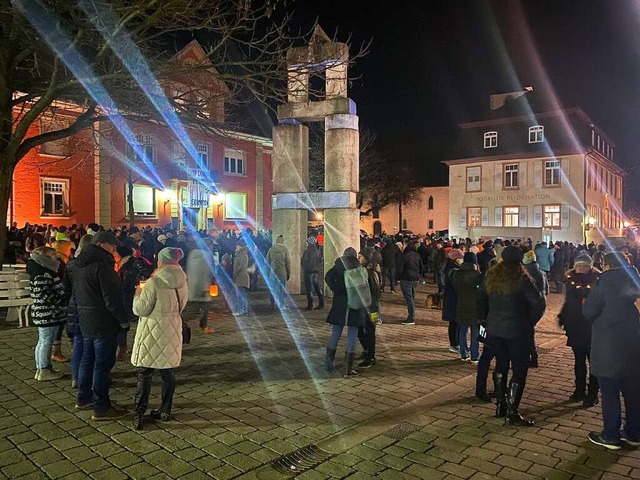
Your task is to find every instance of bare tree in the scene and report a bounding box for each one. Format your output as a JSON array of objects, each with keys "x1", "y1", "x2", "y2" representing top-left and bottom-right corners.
[{"x1": 0, "y1": 0, "x2": 367, "y2": 256}]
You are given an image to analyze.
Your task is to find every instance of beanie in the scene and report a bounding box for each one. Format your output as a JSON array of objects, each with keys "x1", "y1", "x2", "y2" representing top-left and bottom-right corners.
[
  {"x1": 522, "y1": 250, "x2": 536, "y2": 265},
  {"x1": 574, "y1": 252, "x2": 593, "y2": 267},
  {"x1": 343, "y1": 247, "x2": 358, "y2": 258},
  {"x1": 502, "y1": 245, "x2": 524, "y2": 265},
  {"x1": 116, "y1": 246, "x2": 133, "y2": 258},
  {"x1": 447, "y1": 249, "x2": 464, "y2": 261},
  {"x1": 158, "y1": 247, "x2": 183, "y2": 264},
  {"x1": 463, "y1": 252, "x2": 477, "y2": 265}
]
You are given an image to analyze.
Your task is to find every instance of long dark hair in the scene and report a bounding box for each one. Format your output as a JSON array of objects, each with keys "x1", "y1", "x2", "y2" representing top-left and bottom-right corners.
[{"x1": 485, "y1": 262, "x2": 527, "y2": 295}]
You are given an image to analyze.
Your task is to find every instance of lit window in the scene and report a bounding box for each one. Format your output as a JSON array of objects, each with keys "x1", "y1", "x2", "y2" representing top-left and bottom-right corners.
[
  {"x1": 544, "y1": 160, "x2": 561, "y2": 186},
  {"x1": 529, "y1": 125, "x2": 544, "y2": 143},
  {"x1": 41, "y1": 178, "x2": 69, "y2": 216},
  {"x1": 127, "y1": 135, "x2": 155, "y2": 163},
  {"x1": 225, "y1": 192, "x2": 247, "y2": 219},
  {"x1": 484, "y1": 131, "x2": 498, "y2": 149},
  {"x1": 127, "y1": 184, "x2": 156, "y2": 217},
  {"x1": 224, "y1": 148, "x2": 245, "y2": 175},
  {"x1": 466, "y1": 166, "x2": 481, "y2": 192},
  {"x1": 504, "y1": 164, "x2": 519, "y2": 188},
  {"x1": 504, "y1": 207, "x2": 519, "y2": 227},
  {"x1": 197, "y1": 143, "x2": 209, "y2": 168},
  {"x1": 468, "y1": 207, "x2": 482, "y2": 227},
  {"x1": 543, "y1": 204, "x2": 561, "y2": 228}
]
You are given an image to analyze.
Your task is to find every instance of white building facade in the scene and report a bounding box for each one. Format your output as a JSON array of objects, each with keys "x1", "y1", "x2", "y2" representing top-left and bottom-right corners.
[{"x1": 445, "y1": 108, "x2": 624, "y2": 245}]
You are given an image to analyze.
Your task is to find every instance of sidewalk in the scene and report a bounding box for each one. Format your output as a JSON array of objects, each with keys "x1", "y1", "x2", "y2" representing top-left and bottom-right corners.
[{"x1": 0, "y1": 285, "x2": 637, "y2": 479}]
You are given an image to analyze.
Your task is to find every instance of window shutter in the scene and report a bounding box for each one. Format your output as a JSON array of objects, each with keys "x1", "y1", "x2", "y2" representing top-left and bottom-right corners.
[
  {"x1": 533, "y1": 205, "x2": 542, "y2": 227},
  {"x1": 481, "y1": 207, "x2": 489, "y2": 226},
  {"x1": 519, "y1": 207, "x2": 528, "y2": 227},
  {"x1": 561, "y1": 204, "x2": 570, "y2": 229},
  {"x1": 459, "y1": 208, "x2": 467, "y2": 229},
  {"x1": 494, "y1": 164, "x2": 502, "y2": 190},
  {"x1": 494, "y1": 207, "x2": 503, "y2": 227},
  {"x1": 561, "y1": 158, "x2": 570, "y2": 183},
  {"x1": 534, "y1": 162, "x2": 542, "y2": 188},
  {"x1": 520, "y1": 162, "x2": 527, "y2": 187}
]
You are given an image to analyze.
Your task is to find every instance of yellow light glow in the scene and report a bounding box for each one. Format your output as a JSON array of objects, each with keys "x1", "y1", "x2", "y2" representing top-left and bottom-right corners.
[
  {"x1": 587, "y1": 216, "x2": 596, "y2": 225},
  {"x1": 316, "y1": 213, "x2": 323, "y2": 220},
  {"x1": 623, "y1": 221, "x2": 631, "y2": 228}
]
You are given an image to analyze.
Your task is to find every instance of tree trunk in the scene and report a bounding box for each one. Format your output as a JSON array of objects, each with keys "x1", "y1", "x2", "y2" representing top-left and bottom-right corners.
[
  {"x1": 0, "y1": 155, "x2": 16, "y2": 265},
  {"x1": 398, "y1": 202, "x2": 403, "y2": 233},
  {"x1": 127, "y1": 170, "x2": 135, "y2": 229}
]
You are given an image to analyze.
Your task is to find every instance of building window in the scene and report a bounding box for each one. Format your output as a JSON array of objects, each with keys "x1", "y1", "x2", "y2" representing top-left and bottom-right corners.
[
  {"x1": 128, "y1": 184, "x2": 156, "y2": 217},
  {"x1": 41, "y1": 178, "x2": 69, "y2": 216},
  {"x1": 428, "y1": 220, "x2": 434, "y2": 230},
  {"x1": 172, "y1": 141, "x2": 186, "y2": 166},
  {"x1": 428, "y1": 196, "x2": 434, "y2": 210},
  {"x1": 224, "y1": 148, "x2": 245, "y2": 175},
  {"x1": 372, "y1": 208, "x2": 380, "y2": 219},
  {"x1": 402, "y1": 219, "x2": 408, "y2": 230},
  {"x1": 529, "y1": 125, "x2": 544, "y2": 143},
  {"x1": 483, "y1": 131, "x2": 498, "y2": 149},
  {"x1": 544, "y1": 160, "x2": 561, "y2": 186},
  {"x1": 197, "y1": 143, "x2": 210, "y2": 169},
  {"x1": 466, "y1": 166, "x2": 481, "y2": 192},
  {"x1": 127, "y1": 135, "x2": 155, "y2": 163},
  {"x1": 543, "y1": 204, "x2": 561, "y2": 228},
  {"x1": 467, "y1": 207, "x2": 482, "y2": 227},
  {"x1": 504, "y1": 164, "x2": 519, "y2": 189},
  {"x1": 225, "y1": 192, "x2": 247, "y2": 219},
  {"x1": 616, "y1": 176, "x2": 622, "y2": 199},
  {"x1": 503, "y1": 207, "x2": 519, "y2": 227}
]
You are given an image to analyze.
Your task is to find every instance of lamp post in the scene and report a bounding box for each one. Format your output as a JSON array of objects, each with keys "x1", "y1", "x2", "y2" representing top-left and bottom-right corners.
[
  {"x1": 158, "y1": 189, "x2": 173, "y2": 218},
  {"x1": 583, "y1": 215, "x2": 596, "y2": 244}
]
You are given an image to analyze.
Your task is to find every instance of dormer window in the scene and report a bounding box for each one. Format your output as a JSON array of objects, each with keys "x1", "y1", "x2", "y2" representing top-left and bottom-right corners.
[
  {"x1": 484, "y1": 131, "x2": 498, "y2": 149},
  {"x1": 529, "y1": 125, "x2": 544, "y2": 143}
]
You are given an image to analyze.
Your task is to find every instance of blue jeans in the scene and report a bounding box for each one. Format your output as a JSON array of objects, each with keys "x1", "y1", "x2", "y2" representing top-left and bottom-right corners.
[
  {"x1": 236, "y1": 286, "x2": 248, "y2": 314},
  {"x1": 35, "y1": 326, "x2": 58, "y2": 369},
  {"x1": 400, "y1": 280, "x2": 418, "y2": 321},
  {"x1": 304, "y1": 272, "x2": 324, "y2": 306},
  {"x1": 77, "y1": 336, "x2": 118, "y2": 412},
  {"x1": 71, "y1": 333, "x2": 84, "y2": 381},
  {"x1": 327, "y1": 324, "x2": 359, "y2": 353},
  {"x1": 599, "y1": 376, "x2": 640, "y2": 441},
  {"x1": 459, "y1": 325, "x2": 480, "y2": 361}
]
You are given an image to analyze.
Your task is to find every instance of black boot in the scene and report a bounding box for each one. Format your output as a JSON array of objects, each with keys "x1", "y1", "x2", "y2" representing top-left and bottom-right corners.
[
  {"x1": 306, "y1": 299, "x2": 313, "y2": 311},
  {"x1": 493, "y1": 372, "x2": 507, "y2": 418},
  {"x1": 132, "y1": 413, "x2": 143, "y2": 430},
  {"x1": 583, "y1": 377, "x2": 599, "y2": 408},
  {"x1": 529, "y1": 352, "x2": 539, "y2": 368},
  {"x1": 344, "y1": 352, "x2": 359, "y2": 378},
  {"x1": 324, "y1": 348, "x2": 337, "y2": 373},
  {"x1": 506, "y1": 382, "x2": 534, "y2": 426},
  {"x1": 570, "y1": 376, "x2": 586, "y2": 402}
]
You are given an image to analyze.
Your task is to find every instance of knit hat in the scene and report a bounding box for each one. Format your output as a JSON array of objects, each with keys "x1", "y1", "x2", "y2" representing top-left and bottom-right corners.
[
  {"x1": 157, "y1": 234, "x2": 168, "y2": 244},
  {"x1": 116, "y1": 246, "x2": 133, "y2": 258},
  {"x1": 502, "y1": 245, "x2": 524, "y2": 265},
  {"x1": 483, "y1": 240, "x2": 494, "y2": 250},
  {"x1": 447, "y1": 249, "x2": 464, "y2": 261},
  {"x1": 158, "y1": 247, "x2": 183, "y2": 264},
  {"x1": 522, "y1": 250, "x2": 536, "y2": 265},
  {"x1": 463, "y1": 252, "x2": 478, "y2": 265},
  {"x1": 358, "y1": 249, "x2": 372, "y2": 262},
  {"x1": 574, "y1": 252, "x2": 593, "y2": 267},
  {"x1": 343, "y1": 247, "x2": 358, "y2": 258},
  {"x1": 469, "y1": 245, "x2": 480, "y2": 254},
  {"x1": 92, "y1": 231, "x2": 120, "y2": 246},
  {"x1": 307, "y1": 236, "x2": 317, "y2": 246}
]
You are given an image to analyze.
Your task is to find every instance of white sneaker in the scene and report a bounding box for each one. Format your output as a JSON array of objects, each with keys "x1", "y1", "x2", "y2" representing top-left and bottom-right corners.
[
  {"x1": 461, "y1": 357, "x2": 470, "y2": 362},
  {"x1": 448, "y1": 346, "x2": 460, "y2": 354}
]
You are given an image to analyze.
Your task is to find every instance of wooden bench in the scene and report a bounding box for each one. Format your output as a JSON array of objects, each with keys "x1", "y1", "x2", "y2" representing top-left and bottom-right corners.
[{"x1": 0, "y1": 270, "x2": 32, "y2": 327}]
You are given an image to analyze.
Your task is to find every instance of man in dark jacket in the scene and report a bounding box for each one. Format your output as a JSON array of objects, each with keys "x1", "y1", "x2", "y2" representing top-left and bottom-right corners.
[
  {"x1": 380, "y1": 238, "x2": 401, "y2": 294},
  {"x1": 583, "y1": 252, "x2": 640, "y2": 450},
  {"x1": 301, "y1": 236, "x2": 324, "y2": 310},
  {"x1": 432, "y1": 240, "x2": 446, "y2": 292},
  {"x1": 73, "y1": 232, "x2": 129, "y2": 421},
  {"x1": 477, "y1": 241, "x2": 496, "y2": 276},
  {"x1": 396, "y1": 241, "x2": 424, "y2": 325}
]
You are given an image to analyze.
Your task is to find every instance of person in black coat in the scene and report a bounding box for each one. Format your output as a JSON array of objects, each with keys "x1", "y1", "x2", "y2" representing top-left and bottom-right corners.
[
  {"x1": 323, "y1": 247, "x2": 368, "y2": 377},
  {"x1": 380, "y1": 238, "x2": 401, "y2": 293},
  {"x1": 442, "y1": 250, "x2": 463, "y2": 351},
  {"x1": 583, "y1": 252, "x2": 640, "y2": 450},
  {"x1": 301, "y1": 237, "x2": 324, "y2": 310},
  {"x1": 522, "y1": 250, "x2": 548, "y2": 368},
  {"x1": 396, "y1": 241, "x2": 424, "y2": 325},
  {"x1": 558, "y1": 253, "x2": 600, "y2": 407},
  {"x1": 477, "y1": 241, "x2": 496, "y2": 276},
  {"x1": 73, "y1": 232, "x2": 129, "y2": 420},
  {"x1": 477, "y1": 246, "x2": 546, "y2": 427}
]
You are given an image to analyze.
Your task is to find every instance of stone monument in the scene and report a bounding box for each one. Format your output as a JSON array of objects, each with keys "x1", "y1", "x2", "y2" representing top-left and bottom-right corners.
[{"x1": 272, "y1": 26, "x2": 360, "y2": 294}]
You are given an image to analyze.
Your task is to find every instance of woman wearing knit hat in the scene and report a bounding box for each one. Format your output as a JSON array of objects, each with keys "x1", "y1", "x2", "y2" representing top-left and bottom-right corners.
[
  {"x1": 478, "y1": 246, "x2": 546, "y2": 426},
  {"x1": 558, "y1": 252, "x2": 600, "y2": 407}
]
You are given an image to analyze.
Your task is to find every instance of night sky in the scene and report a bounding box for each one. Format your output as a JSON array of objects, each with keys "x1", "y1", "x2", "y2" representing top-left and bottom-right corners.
[{"x1": 291, "y1": 0, "x2": 640, "y2": 203}]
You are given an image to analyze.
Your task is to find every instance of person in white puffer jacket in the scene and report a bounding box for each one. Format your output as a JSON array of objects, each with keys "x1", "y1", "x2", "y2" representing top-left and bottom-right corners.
[{"x1": 131, "y1": 247, "x2": 187, "y2": 430}]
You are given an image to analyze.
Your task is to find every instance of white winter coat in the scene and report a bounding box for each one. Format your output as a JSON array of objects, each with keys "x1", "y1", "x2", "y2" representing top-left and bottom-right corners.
[{"x1": 131, "y1": 264, "x2": 188, "y2": 369}]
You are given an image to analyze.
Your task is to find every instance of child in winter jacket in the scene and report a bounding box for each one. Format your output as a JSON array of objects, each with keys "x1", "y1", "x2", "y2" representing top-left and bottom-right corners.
[{"x1": 27, "y1": 246, "x2": 68, "y2": 381}]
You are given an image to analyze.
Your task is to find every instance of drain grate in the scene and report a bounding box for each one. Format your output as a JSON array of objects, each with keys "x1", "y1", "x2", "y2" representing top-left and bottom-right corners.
[
  {"x1": 384, "y1": 422, "x2": 421, "y2": 440},
  {"x1": 270, "y1": 444, "x2": 331, "y2": 475}
]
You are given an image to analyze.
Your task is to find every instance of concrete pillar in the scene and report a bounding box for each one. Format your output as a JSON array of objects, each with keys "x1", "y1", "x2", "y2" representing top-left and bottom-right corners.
[
  {"x1": 287, "y1": 68, "x2": 309, "y2": 104},
  {"x1": 272, "y1": 123, "x2": 309, "y2": 294},
  {"x1": 326, "y1": 62, "x2": 348, "y2": 99},
  {"x1": 94, "y1": 124, "x2": 112, "y2": 227},
  {"x1": 324, "y1": 114, "x2": 359, "y2": 281}
]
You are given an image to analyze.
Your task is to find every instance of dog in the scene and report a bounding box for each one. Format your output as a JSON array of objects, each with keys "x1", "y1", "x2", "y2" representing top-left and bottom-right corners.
[{"x1": 424, "y1": 293, "x2": 443, "y2": 310}]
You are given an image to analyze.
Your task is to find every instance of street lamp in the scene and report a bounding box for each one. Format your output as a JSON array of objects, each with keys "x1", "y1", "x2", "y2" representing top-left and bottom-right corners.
[
  {"x1": 158, "y1": 189, "x2": 173, "y2": 216},
  {"x1": 623, "y1": 221, "x2": 631, "y2": 228}
]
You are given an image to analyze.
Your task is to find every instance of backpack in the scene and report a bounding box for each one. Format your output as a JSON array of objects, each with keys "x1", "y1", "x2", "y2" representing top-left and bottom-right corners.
[{"x1": 344, "y1": 266, "x2": 372, "y2": 310}]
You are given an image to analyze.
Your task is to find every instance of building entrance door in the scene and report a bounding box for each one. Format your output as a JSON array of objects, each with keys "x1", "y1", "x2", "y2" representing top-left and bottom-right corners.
[
  {"x1": 373, "y1": 221, "x2": 382, "y2": 236},
  {"x1": 183, "y1": 208, "x2": 199, "y2": 231}
]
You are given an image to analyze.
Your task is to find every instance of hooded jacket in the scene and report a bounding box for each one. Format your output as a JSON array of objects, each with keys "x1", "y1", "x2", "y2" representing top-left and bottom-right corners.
[
  {"x1": 301, "y1": 244, "x2": 322, "y2": 274},
  {"x1": 534, "y1": 244, "x2": 555, "y2": 272},
  {"x1": 131, "y1": 264, "x2": 188, "y2": 369},
  {"x1": 186, "y1": 248, "x2": 214, "y2": 302},
  {"x1": 26, "y1": 254, "x2": 67, "y2": 327},
  {"x1": 582, "y1": 267, "x2": 640, "y2": 378},
  {"x1": 72, "y1": 244, "x2": 129, "y2": 338},
  {"x1": 324, "y1": 255, "x2": 367, "y2": 327}
]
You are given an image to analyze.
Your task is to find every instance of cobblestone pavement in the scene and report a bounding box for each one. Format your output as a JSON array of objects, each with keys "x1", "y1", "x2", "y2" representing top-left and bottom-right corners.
[{"x1": 0, "y1": 283, "x2": 638, "y2": 479}]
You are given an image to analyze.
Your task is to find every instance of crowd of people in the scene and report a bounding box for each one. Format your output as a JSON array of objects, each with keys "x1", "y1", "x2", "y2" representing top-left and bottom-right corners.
[{"x1": 4, "y1": 222, "x2": 640, "y2": 447}]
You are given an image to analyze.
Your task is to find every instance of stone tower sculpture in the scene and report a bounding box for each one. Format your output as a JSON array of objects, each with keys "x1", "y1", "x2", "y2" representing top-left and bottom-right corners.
[{"x1": 272, "y1": 26, "x2": 360, "y2": 294}]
